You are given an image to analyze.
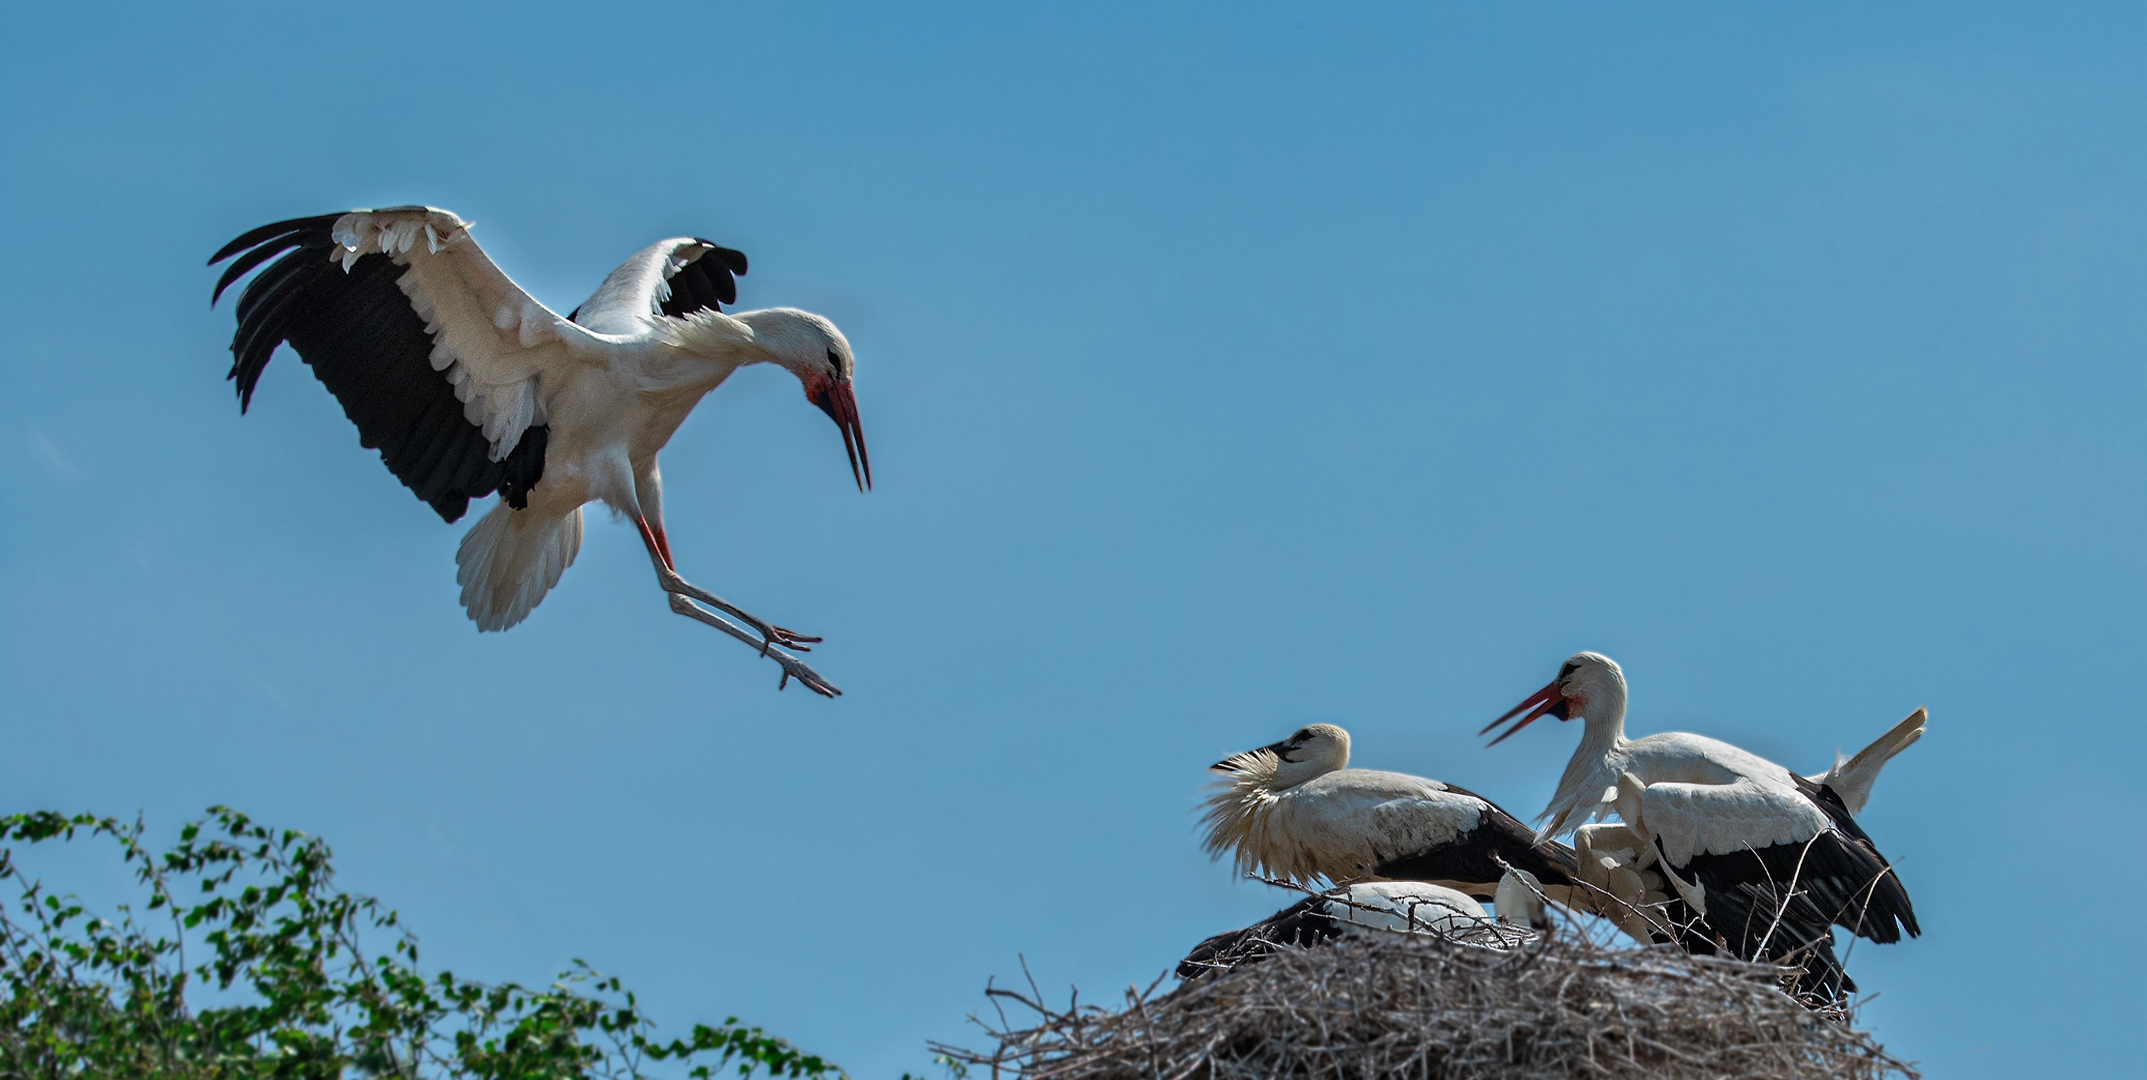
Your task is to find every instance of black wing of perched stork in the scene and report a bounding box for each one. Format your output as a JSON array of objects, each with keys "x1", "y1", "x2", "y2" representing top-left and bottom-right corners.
[
  {"x1": 1660, "y1": 778, "x2": 1918, "y2": 939},
  {"x1": 1643, "y1": 888, "x2": 1858, "y2": 1002},
  {"x1": 1634, "y1": 772, "x2": 1919, "y2": 1004},
  {"x1": 1177, "y1": 892, "x2": 1348, "y2": 978},
  {"x1": 1177, "y1": 882, "x2": 1498, "y2": 980},
  {"x1": 209, "y1": 208, "x2": 589, "y2": 523},
  {"x1": 1787, "y1": 774, "x2": 1919, "y2": 940},
  {"x1": 1372, "y1": 783, "x2": 1582, "y2": 898}
]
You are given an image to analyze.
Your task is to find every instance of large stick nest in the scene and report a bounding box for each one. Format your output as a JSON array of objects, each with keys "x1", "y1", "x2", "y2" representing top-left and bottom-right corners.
[{"x1": 937, "y1": 929, "x2": 1915, "y2": 1080}]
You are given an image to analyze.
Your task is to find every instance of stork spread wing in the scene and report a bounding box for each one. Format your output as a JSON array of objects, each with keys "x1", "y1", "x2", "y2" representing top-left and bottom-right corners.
[
  {"x1": 210, "y1": 207, "x2": 603, "y2": 523},
  {"x1": 658, "y1": 241, "x2": 749, "y2": 319},
  {"x1": 567, "y1": 237, "x2": 749, "y2": 329}
]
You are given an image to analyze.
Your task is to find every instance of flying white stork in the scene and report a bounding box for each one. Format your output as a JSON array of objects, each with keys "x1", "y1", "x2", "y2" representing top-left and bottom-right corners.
[
  {"x1": 209, "y1": 207, "x2": 870, "y2": 695},
  {"x1": 1176, "y1": 874, "x2": 1544, "y2": 979},
  {"x1": 1200, "y1": 723, "x2": 1585, "y2": 905},
  {"x1": 1482, "y1": 652, "x2": 1922, "y2": 1001}
]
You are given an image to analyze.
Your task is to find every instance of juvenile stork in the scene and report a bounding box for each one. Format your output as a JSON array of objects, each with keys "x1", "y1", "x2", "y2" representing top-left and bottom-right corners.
[
  {"x1": 1176, "y1": 875, "x2": 1544, "y2": 979},
  {"x1": 209, "y1": 208, "x2": 870, "y2": 695},
  {"x1": 1201, "y1": 724, "x2": 1582, "y2": 904},
  {"x1": 1483, "y1": 652, "x2": 1922, "y2": 1001}
]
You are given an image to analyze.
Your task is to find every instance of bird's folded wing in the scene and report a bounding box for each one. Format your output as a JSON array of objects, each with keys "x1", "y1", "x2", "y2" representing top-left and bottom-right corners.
[
  {"x1": 1636, "y1": 777, "x2": 1827, "y2": 866},
  {"x1": 1361, "y1": 788, "x2": 1488, "y2": 856},
  {"x1": 329, "y1": 208, "x2": 605, "y2": 461}
]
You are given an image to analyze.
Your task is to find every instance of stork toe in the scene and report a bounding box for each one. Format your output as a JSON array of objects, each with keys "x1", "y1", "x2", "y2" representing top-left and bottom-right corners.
[{"x1": 665, "y1": 594, "x2": 840, "y2": 696}]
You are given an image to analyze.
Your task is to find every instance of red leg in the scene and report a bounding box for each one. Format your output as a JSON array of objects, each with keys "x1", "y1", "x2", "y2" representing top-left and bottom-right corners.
[
  {"x1": 641, "y1": 515, "x2": 822, "y2": 657},
  {"x1": 633, "y1": 515, "x2": 674, "y2": 572}
]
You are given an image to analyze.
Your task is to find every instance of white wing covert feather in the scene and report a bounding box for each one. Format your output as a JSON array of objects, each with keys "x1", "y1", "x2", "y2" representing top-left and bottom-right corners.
[
  {"x1": 1636, "y1": 775, "x2": 1827, "y2": 867},
  {"x1": 571, "y1": 238, "x2": 743, "y2": 332},
  {"x1": 328, "y1": 208, "x2": 604, "y2": 461},
  {"x1": 1206, "y1": 765, "x2": 1489, "y2": 885},
  {"x1": 1275, "y1": 772, "x2": 1486, "y2": 882}
]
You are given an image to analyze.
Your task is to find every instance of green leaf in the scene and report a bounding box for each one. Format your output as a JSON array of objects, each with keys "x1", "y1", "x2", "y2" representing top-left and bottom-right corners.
[{"x1": 0, "y1": 804, "x2": 845, "y2": 1080}]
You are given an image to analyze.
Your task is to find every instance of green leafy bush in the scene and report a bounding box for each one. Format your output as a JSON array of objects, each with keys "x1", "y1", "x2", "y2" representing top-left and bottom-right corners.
[{"x1": 0, "y1": 807, "x2": 842, "y2": 1080}]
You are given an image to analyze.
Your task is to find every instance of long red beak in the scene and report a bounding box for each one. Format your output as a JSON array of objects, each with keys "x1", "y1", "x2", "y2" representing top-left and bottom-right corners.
[
  {"x1": 813, "y1": 379, "x2": 872, "y2": 492},
  {"x1": 1481, "y1": 679, "x2": 1569, "y2": 747}
]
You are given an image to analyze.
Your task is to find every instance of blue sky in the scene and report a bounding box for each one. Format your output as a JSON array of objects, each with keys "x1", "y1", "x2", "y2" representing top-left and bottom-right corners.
[{"x1": 3, "y1": 2, "x2": 2142, "y2": 1075}]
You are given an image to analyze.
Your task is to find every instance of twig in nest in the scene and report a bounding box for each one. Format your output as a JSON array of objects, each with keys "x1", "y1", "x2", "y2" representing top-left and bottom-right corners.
[{"x1": 937, "y1": 923, "x2": 1917, "y2": 1080}]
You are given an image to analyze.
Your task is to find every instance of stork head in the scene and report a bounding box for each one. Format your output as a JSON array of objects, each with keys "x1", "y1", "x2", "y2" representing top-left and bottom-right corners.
[
  {"x1": 1212, "y1": 723, "x2": 1351, "y2": 790},
  {"x1": 1481, "y1": 652, "x2": 1627, "y2": 746},
  {"x1": 737, "y1": 308, "x2": 871, "y2": 491}
]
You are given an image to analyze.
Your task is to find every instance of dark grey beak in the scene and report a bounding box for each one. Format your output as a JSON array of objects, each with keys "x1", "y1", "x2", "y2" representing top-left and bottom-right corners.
[{"x1": 1211, "y1": 739, "x2": 1294, "y2": 772}]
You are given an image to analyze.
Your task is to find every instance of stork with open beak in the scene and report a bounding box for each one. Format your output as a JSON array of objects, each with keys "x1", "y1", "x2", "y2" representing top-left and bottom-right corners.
[{"x1": 1483, "y1": 652, "x2": 1922, "y2": 1002}]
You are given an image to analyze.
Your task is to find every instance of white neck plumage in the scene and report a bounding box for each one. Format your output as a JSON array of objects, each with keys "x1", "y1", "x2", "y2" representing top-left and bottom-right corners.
[
  {"x1": 640, "y1": 310, "x2": 813, "y2": 403},
  {"x1": 1540, "y1": 684, "x2": 1633, "y2": 839},
  {"x1": 666, "y1": 308, "x2": 774, "y2": 361}
]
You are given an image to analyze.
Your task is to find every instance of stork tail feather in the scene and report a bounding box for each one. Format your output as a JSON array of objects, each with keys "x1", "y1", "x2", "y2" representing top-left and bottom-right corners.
[{"x1": 456, "y1": 503, "x2": 583, "y2": 631}]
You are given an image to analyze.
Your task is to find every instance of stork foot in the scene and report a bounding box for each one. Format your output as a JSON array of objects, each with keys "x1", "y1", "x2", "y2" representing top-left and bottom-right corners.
[
  {"x1": 666, "y1": 594, "x2": 842, "y2": 697},
  {"x1": 656, "y1": 572, "x2": 820, "y2": 654},
  {"x1": 757, "y1": 623, "x2": 823, "y2": 655},
  {"x1": 771, "y1": 652, "x2": 841, "y2": 698}
]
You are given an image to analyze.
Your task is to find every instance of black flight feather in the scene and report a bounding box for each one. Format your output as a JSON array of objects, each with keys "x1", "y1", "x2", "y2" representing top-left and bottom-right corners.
[
  {"x1": 1373, "y1": 792, "x2": 1581, "y2": 899},
  {"x1": 657, "y1": 241, "x2": 749, "y2": 319},
  {"x1": 1657, "y1": 789, "x2": 1919, "y2": 1006},
  {"x1": 1177, "y1": 892, "x2": 1349, "y2": 979},
  {"x1": 210, "y1": 213, "x2": 548, "y2": 523}
]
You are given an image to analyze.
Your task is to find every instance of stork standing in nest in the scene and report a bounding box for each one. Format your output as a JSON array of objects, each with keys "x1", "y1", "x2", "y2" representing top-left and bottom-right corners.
[
  {"x1": 1483, "y1": 652, "x2": 1923, "y2": 1000},
  {"x1": 210, "y1": 208, "x2": 870, "y2": 696},
  {"x1": 1200, "y1": 724, "x2": 1586, "y2": 905}
]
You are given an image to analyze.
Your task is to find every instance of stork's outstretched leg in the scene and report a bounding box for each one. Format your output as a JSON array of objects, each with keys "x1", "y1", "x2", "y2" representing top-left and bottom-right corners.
[
  {"x1": 632, "y1": 515, "x2": 825, "y2": 659},
  {"x1": 666, "y1": 594, "x2": 841, "y2": 697}
]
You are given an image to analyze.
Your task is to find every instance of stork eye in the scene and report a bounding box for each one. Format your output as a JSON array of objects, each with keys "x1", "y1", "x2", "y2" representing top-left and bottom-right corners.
[{"x1": 825, "y1": 348, "x2": 839, "y2": 366}]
